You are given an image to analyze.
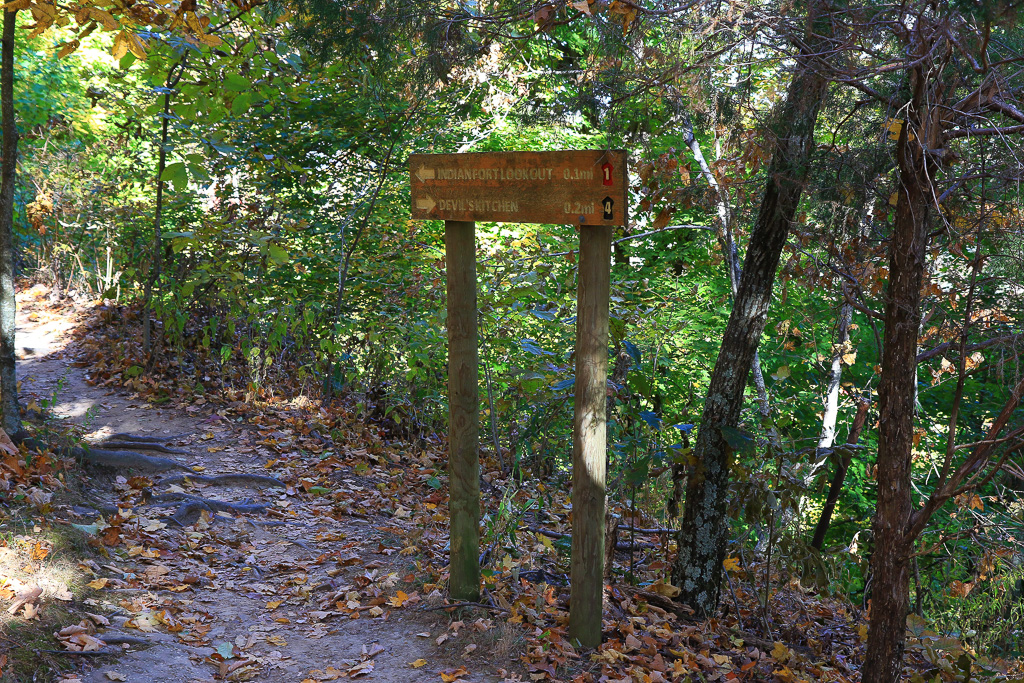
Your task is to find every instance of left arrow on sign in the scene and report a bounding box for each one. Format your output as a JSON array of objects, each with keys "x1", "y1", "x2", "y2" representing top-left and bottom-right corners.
[
  {"x1": 416, "y1": 196, "x2": 436, "y2": 211},
  {"x1": 415, "y1": 165, "x2": 436, "y2": 182}
]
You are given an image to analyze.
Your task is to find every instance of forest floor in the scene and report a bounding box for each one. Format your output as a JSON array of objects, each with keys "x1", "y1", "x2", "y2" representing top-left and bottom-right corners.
[
  {"x1": 3, "y1": 287, "x2": 1017, "y2": 683},
  {"x1": 5, "y1": 286, "x2": 512, "y2": 683}
]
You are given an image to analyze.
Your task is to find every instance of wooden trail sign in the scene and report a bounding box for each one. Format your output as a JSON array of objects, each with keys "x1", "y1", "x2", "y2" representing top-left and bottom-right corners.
[
  {"x1": 410, "y1": 150, "x2": 627, "y2": 226},
  {"x1": 412, "y1": 149, "x2": 627, "y2": 649}
]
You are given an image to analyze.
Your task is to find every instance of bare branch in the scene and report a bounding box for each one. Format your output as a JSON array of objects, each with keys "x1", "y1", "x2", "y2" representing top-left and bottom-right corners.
[{"x1": 947, "y1": 124, "x2": 1024, "y2": 139}]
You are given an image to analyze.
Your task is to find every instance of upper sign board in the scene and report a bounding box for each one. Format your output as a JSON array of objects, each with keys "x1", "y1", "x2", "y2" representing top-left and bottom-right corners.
[{"x1": 409, "y1": 150, "x2": 627, "y2": 226}]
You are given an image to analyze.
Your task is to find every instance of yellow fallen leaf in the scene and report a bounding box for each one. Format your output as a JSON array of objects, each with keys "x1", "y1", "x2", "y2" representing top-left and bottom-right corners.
[
  {"x1": 649, "y1": 582, "x2": 681, "y2": 598},
  {"x1": 388, "y1": 590, "x2": 409, "y2": 607},
  {"x1": 410, "y1": 659, "x2": 427, "y2": 668},
  {"x1": 771, "y1": 641, "x2": 792, "y2": 664},
  {"x1": 722, "y1": 557, "x2": 741, "y2": 573},
  {"x1": 266, "y1": 600, "x2": 283, "y2": 610},
  {"x1": 87, "y1": 578, "x2": 109, "y2": 590}
]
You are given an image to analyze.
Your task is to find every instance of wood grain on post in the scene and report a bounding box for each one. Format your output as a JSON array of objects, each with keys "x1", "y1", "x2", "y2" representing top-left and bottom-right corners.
[
  {"x1": 445, "y1": 220, "x2": 481, "y2": 602},
  {"x1": 569, "y1": 224, "x2": 611, "y2": 648}
]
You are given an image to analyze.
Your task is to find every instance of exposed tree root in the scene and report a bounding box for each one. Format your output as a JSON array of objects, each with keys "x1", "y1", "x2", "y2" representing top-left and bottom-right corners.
[
  {"x1": 159, "y1": 473, "x2": 284, "y2": 489},
  {"x1": 99, "y1": 633, "x2": 150, "y2": 646},
  {"x1": 79, "y1": 447, "x2": 188, "y2": 471},
  {"x1": 12, "y1": 431, "x2": 188, "y2": 472},
  {"x1": 147, "y1": 492, "x2": 267, "y2": 526},
  {"x1": 106, "y1": 433, "x2": 188, "y2": 443},
  {"x1": 83, "y1": 492, "x2": 268, "y2": 527},
  {"x1": 93, "y1": 441, "x2": 191, "y2": 455}
]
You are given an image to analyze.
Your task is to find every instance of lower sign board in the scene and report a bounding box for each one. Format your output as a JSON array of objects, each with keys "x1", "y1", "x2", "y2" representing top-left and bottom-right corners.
[{"x1": 409, "y1": 150, "x2": 627, "y2": 226}]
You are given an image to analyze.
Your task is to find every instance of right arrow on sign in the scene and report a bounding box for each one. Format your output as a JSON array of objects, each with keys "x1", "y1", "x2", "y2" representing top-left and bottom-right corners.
[
  {"x1": 602, "y1": 196, "x2": 614, "y2": 220},
  {"x1": 416, "y1": 196, "x2": 436, "y2": 212}
]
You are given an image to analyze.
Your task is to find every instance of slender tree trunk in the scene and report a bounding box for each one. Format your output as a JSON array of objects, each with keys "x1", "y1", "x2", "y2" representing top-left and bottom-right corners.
[
  {"x1": 672, "y1": 6, "x2": 833, "y2": 616},
  {"x1": 323, "y1": 195, "x2": 370, "y2": 400},
  {"x1": 861, "y1": 55, "x2": 934, "y2": 683},
  {"x1": 323, "y1": 135, "x2": 402, "y2": 400},
  {"x1": 798, "y1": 290, "x2": 854, "y2": 536},
  {"x1": 143, "y1": 66, "x2": 177, "y2": 357},
  {"x1": 0, "y1": 7, "x2": 19, "y2": 434},
  {"x1": 323, "y1": 177, "x2": 389, "y2": 400},
  {"x1": 818, "y1": 298, "x2": 852, "y2": 451},
  {"x1": 810, "y1": 396, "x2": 869, "y2": 550}
]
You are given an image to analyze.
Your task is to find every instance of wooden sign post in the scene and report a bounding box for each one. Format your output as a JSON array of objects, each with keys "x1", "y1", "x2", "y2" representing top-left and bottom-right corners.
[
  {"x1": 411, "y1": 150, "x2": 627, "y2": 647},
  {"x1": 445, "y1": 219, "x2": 480, "y2": 602}
]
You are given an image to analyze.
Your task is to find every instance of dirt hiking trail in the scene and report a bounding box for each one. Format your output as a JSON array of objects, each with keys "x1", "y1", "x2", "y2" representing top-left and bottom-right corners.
[{"x1": 14, "y1": 290, "x2": 511, "y2": 683}]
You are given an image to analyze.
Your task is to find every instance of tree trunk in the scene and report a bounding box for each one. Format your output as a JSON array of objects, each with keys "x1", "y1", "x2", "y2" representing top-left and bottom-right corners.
[
  {"x1": 818, "y1": 298, "x2": 852, "y2": 451},
  {"x1": 810, "y1": 396, "x2": 869, "y2": 550},
  {"x1": 672, "y1": 5, "x2": 833, "y2": 617},
  {"x1": 0, "y1": 7, "x2": 19, "y2": 434},
  {"x1": 860, "y1": 56, "x2": 934, "y2": 683},
  {"x1": 143, "y1": 67, "x2": 177, "y2": 357}
]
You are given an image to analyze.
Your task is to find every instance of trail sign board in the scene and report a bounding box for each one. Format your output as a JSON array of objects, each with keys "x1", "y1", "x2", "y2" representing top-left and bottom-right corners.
[{"x1": 410, "y1": 150, "x2": 627, "y2": 226}]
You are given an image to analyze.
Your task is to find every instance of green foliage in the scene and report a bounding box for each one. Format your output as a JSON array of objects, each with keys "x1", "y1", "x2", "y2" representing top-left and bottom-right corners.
[{"x1": 10, "y1": 0, "x2": 1024, "y2": 666}]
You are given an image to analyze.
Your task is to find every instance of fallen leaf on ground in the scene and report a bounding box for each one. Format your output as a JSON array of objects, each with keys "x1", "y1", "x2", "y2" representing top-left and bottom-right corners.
[
  {"x1": 772, "y1": 641, "x2": 792, "y2": 664},
  {"x1": 347, "y1": 660, "x2": 374, "y2": 677}
]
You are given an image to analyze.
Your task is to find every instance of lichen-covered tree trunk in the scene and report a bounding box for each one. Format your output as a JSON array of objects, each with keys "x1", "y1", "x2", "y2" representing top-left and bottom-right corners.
[
  {"x1": 0, "y1": 7, "x2": 19, "y2": 434},
  {"x1": 861, "y1": 50, "x2": 934, "y2": 683},
  {"x1": 672, "y1": 7, "x2": 833, "y2": 616}
]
